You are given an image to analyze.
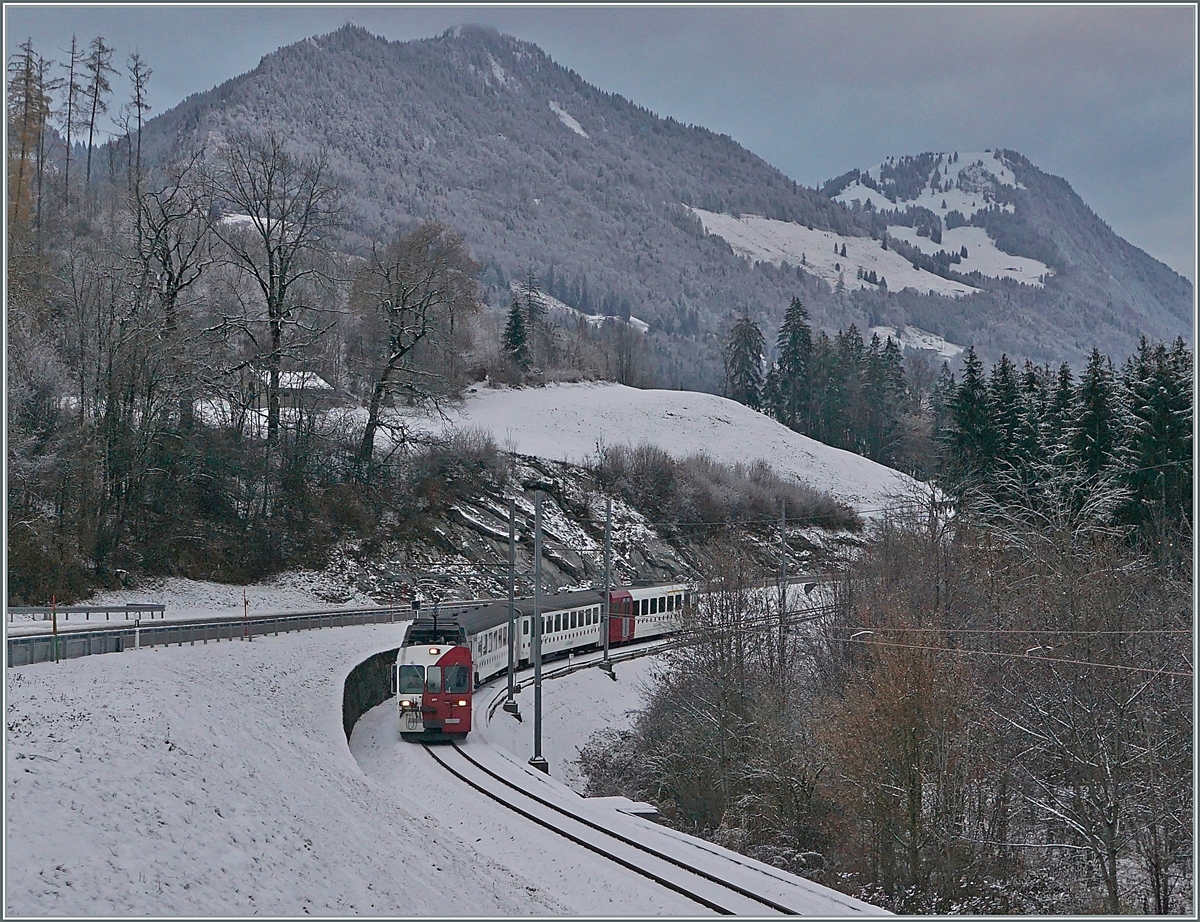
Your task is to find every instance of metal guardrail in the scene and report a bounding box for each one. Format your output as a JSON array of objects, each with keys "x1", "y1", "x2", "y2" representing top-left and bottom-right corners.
[
  {"x1": 7, "y1": 603, "x2": 166, "y2": 622},
  {"x1": 6, "y1": 606, "x2": 413, "y2": 668}
]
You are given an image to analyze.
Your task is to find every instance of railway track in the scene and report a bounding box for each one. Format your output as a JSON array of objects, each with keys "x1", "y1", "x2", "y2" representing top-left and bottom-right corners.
[{"x1": 423, "y1": 741, "x2": 800, "y2": 915}]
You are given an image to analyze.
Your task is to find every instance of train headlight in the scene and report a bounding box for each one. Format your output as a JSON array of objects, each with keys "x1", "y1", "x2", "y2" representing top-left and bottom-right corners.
[
  {"x1": 400, "y1": 699, "x2": 413, "y2": 708},
  {"x1": 429, "y1": 647, "x2": 440, "y2": 655},
  {"x1": 456, "y1": 699, "x2": 468, "y2": 707}
]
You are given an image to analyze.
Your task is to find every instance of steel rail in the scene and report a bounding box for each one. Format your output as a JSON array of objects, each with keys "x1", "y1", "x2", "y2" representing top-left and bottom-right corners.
[
  {"x1": 444, "y1": 741, "x2": 804, "y2": 915},
  {"x1": 422, "y1": 743, "x2": 760, "y2": 915}
]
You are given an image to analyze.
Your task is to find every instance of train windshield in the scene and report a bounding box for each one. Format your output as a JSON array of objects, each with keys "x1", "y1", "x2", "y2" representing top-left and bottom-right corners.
[
  {"x1": 425, "y1": 666, "x2": 442, "y2": 694},
  {"x1": 398, "y1": 665, "x2": 425, "y2": 694},
  {"x1": 444, "y1": 665, "x2": 471, "y2": 694}
]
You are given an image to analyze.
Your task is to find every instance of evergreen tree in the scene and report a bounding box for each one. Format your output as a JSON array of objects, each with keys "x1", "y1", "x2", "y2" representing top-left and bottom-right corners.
[
  {"x1": 1121, "y1": 337, "x2": 1193, "y2": 541},
  {"x1": 81, "y1": 35, "x2": 116, "y2": 186},
  {"x1": 941, "y1": 346, "x2": 995, "y2": 487},
  {"x1": 503, "y1": 297, "x2": 529, "y2": 369},
  {"x1": 769, "y1": 296, "x2": 813, "y2": 431},
  {"x1": 724, "y1": 313, "x2": 764, "y2": 409},
  {"x1": 1042, "y1": 361, "x2": 1076, "y2": 466},
  {"x1": 987, "y1": 354, "x2": 1021, "y2": 461},
  {"x1": 1071, "y1": 347, "x2": 1122, "y2": 478}
]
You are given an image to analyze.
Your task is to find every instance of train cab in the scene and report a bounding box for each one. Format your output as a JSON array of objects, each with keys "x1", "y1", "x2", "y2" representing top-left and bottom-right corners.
[{"x1": 395, "y1": 618, "x2": 473, "y2": 741}]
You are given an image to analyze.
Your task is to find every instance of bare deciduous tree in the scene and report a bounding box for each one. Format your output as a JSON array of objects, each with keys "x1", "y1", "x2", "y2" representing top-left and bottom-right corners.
[
  {"x1": 351, "y1": 221, "x2": 480, "y2": 461},
  {"x1": 212, "y1": 131, "x2": 342, "y2": 443}
]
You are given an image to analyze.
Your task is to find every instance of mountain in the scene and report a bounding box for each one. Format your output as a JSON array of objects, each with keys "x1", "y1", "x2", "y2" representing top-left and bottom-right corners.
[{"x1": 137, "y1": 23, "x2": 1192, "y2": 384}]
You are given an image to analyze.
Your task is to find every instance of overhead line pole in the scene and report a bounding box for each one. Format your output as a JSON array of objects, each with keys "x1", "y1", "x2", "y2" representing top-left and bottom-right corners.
[
  {"x1": 503, "y1": 498, "x2": 520, "y2": 718},
  {"x1": 529, "y1": 491, "x2": 548, "y2": 774},
  {"x1": 600, "y1": 498, "x2": 615, "y2": 679}
]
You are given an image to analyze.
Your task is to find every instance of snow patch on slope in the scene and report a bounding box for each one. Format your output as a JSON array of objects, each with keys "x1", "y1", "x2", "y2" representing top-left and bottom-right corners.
[
  {"x1": 886, "y1": 225, "x2": 1049, "y2": 286},
  {"x1": 689, "y1": 206, "x2": 980, "y2": 298},
  {"x1": 429, "y1": 381, "x2": 919, "y2": 514},
  {"x1": 509, "y1": 283, "x2": 648, "y2": 332},
  {"x1": 869, "y1": 324, "x2": 965, "y2": 359},
  {"x1": 834, "y1": 150, "x2": 1020, "y2": 216},
  {"x1": 548, "y1": 100, "x2": 588, "y2": 138}
]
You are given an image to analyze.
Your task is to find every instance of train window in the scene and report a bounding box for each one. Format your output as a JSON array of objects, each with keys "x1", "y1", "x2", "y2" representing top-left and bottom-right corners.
[
  {"x1": 676, "y1": 593, "x2": 683, "y2": 609},
  {"x1": 555, "y1": 613, "x2": 562, "y2": 632},
  {"x1": 659, "y1": 596, "x2": 666, "y2": 612},
  {"x1": 570, "y1": 611, "x2": 577, "y2": 629},
  {"x1": 524, "y1": 620, "x2": 529, "y2": 635},
  {"x1": 425, "y1": 666, "x2": 442, "y2": 694},
  {"x1": 398, "y1": 665, "x2": 424, "y2": 694},
  {"x1": 444, "y1": 665, "x2": 470, "y2": 694},
  {"x1": 642, "y1": 599, "x2": 649, "y2": 616},
  {"x1": 650, "y1": 597, "x2": 658, "y2": 614},
  {"x1": 666, "y1": 595, "x2": 674, "y2": 611}
]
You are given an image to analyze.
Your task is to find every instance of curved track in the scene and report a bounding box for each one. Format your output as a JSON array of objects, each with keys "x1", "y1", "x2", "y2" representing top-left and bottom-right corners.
[{"x1": 423, "y1": 741, "x2": 797, "y2": 915}]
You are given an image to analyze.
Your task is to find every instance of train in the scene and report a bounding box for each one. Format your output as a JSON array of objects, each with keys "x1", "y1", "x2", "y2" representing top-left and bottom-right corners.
[{"x1": 393, "y1": 581, "x2": 689, "y2": 741}]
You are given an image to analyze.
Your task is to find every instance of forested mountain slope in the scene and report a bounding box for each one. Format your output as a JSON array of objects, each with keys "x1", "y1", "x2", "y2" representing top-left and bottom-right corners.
[{"x1": 137, "y1": 23, "x2": 1191, "y2": 386}]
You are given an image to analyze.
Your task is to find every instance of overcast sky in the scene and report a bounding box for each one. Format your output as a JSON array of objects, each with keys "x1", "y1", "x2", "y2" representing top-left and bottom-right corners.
[{"x1": 6, "y1": 4, "x2": 1196, "y2": 281}]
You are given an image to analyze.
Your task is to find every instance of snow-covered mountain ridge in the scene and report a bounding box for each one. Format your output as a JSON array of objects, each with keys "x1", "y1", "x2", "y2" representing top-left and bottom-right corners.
[{"x1": 134, "y1": 23, "x2": 1191, "y2": 379}]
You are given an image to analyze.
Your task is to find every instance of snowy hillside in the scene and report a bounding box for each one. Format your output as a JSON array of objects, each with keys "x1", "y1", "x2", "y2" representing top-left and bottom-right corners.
[
  {"x1": 829, "y1": 150, "x2": 1052, "y2": 287},
  {"x1": 689, "y1": 206, "x2": 980, "y2": 297},
  {"x1": 423, "y1": 382, "x2": 920, "y2": 514}
]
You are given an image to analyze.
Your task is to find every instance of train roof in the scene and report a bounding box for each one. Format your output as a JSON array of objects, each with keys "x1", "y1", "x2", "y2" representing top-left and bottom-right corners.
[
  {"x1": 447, "y1": 587, "x2": 607, "y2": 636},
  {"x1": 402, "y1": 617, "x2": 467, "y2": 647}
]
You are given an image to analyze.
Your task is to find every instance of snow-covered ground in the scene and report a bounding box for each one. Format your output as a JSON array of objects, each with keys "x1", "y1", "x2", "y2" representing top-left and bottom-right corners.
[
  {"x1": 421, "y1": 381, "x2": 920, "y2": 515},
  {"x1": 6, "y1": 571, "x2": 378, "y2": 627},
  {"x1": 825, "y1": 150, "x2": 1051, "y2": 287},
  {"x1": 833, "y1": 150, "x2": 1020, "y2": 218},
  {"x1": 885, "y1": 224, "x2": 1048, "y2": 286},
  {"x1": 868, "y1": 324, "x2": 965, "y2": 360},
  {"x1": 510, "y1": 281, "x2": 650, "y2": 332},
  {"x1": 690, "y1": 205, "x2": 980, "y2": 297},
  {"x1": 549, "y1": 100, "x2": 588, "y2": 138},
  {"x1": 6, "y1": 601, "x2": 882, "y2": 915}
]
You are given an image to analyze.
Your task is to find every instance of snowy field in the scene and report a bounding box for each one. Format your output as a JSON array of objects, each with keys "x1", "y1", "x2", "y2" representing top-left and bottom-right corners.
[
  {"x1": 885, "y1": 224, "x2": 1049, "y2": 286},
  {"x1": 689, "y1": 205, "x2": 980, "y2": 297},
  {"x1": 868, "y1": 323, "x2": 965, "y2": 360},
  {"x1": 6, "y1": 609, "x2": 881, "y2": 915},
  {"x1": 696, "y1": 151, "x2": 1049, "y2": 296},
  {"x1": 5, "y1": 617, "x2": 654, "y2": 915},
  {"x1": 6, "y1": 571, "x2": 378, "y2": 628},
  {"x1": 422, "y1": 381, "x2": 920, "y2": 515}
]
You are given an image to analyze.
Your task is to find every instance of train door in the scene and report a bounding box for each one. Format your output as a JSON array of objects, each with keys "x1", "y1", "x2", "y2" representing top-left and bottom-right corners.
[{"x1": 607, "y1": 591, "x2": 634, "y2": 644}]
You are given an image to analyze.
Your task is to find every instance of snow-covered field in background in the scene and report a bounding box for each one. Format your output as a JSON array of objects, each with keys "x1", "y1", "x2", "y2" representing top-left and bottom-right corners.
[
  {"x1": 420, "y1": 381, "x2": 920, "y2": 514},
  {"x1": 868, "y1": 324, "x2": 965, "y2": 360},
  {"x1": 886, "y1": 224, "x2": 1049, "y2": 286},
  {"x1": 689, "y1": 205, "x2": 981, "y2": 297},
  {"x1": 826, "y1": 150, "x2": 1050, "y2": 287},
  {"x1": 510, "y1": 281, "x2": 650, "y2": 332}
]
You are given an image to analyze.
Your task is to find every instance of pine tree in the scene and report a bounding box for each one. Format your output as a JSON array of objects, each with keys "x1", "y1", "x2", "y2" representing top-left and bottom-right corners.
[
  {"x1": 1042, "y1": 361, "x2": 1076, "y2": 466},
  {"x1": 769, "y1": 296, "x2": 813, "y2": 431},
  {"x1": 987, "y1": 354, "x2": 1021, "y2": 462},
  {"x1": 1121, "y1": 337, "x2": 1192, "y2": 539},
  {"x1": 1072, "y1": 348, "x2": 1122, "y2": 478},
  {"x1": 941, "y1": 346, "x2": 995, "y2": 488},
  {"x1": 724, "y1": 313, "x2": 764, "y2": 409},
  {"x1": 58, "y1": 34, "x2": 83, "y2": 208},
  {"x1": 6, "y1": 39, "x2": 54, "y2": 228},
  {"x1": 503, "y1": 297, "x2": 529, "y2": 369}
]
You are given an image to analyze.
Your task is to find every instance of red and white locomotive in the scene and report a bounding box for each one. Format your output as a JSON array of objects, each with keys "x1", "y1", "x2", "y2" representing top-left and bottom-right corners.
[
  {"x1": 394, "y1": 616, "x2": 474, "y2": 741},
  {"x1": 394, "y1": 582, "x2": 689, "y2": 742}
]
